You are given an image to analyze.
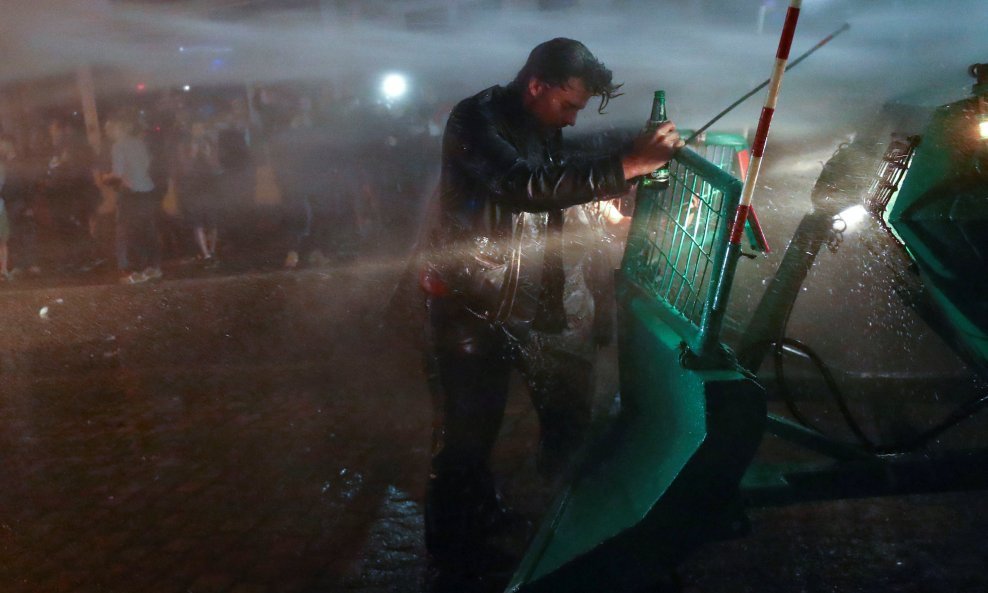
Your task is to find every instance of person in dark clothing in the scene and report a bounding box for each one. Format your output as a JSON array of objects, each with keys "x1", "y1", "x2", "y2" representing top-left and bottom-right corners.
[
  {"x1": 44, "y1": 117, "x2": 102, "y2": 265},
  {"x1": 421, "y1": 38, "x2": 682, "y2": 560},
  {"x1": 215, "y1": 100, "x2": 254, "y2": 237},
  {"x1": 0, "y1": 134, "x2": 14, "y2": 280},
  {"x1": 176, "y1": 120, "x2": 222, "y2": 263}
]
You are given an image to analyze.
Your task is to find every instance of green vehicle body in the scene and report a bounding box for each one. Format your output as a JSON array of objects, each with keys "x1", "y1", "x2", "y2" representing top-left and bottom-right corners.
[
  {"x1": 885, "y1": 79, "x2": 988, "y2": 375},
  {"x1": 508, "y1": 134, "x2": 765, "y2": 593},
  {"x1": 508, "y1": 69, "x2": 988, "y2": 592}
]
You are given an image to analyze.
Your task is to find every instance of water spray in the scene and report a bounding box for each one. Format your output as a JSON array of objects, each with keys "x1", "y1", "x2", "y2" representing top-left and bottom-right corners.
[{"x1": 685, "y1": 22, "x2": 850, "y2": 146}]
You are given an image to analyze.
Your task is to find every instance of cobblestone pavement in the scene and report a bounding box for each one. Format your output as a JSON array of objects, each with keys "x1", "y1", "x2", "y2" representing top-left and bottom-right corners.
[
  {"x1": 0, "y1": 261, "x2": 551, "y2": 593},
  {"x1": 1, "y1": 259, "x2": 988, "y2": 593}
]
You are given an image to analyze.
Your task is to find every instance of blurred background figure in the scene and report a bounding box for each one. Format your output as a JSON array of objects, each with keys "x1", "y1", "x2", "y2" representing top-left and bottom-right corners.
[
  {"x1": 215, "y1": 97, "x2": 254, "y2": 256},
  {"x1": 0, "y1": 74, "x2": 452, "y2": 283},
  {"x1": 6, "y1": 123, "x2": 43, "y2": 278},
  {"x1": 0, "y1": 131, "x2": 15, "y2": 280},
  {"x1": 43, "y1": 116, "x2": 102, "y2": 270},
  {"x1": 270, "y1": 90, "x2": 363, "y2": 270},
  {"x1": 176, "y1": 119, "x2": 222, "y2": 265},
  {"x1": 102, "y1": 112, "x2": 161, "y2": 284}
]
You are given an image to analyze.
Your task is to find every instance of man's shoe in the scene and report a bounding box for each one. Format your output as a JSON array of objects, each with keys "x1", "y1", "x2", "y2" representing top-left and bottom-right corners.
[
  {"x1": 79, "y1": 258, "x2": 106, "y2": 273},
  {"x1": 120, "y1": 271, "x2": 147, "y2": 285},
  {"x1": 143, "y1": 267, "x2": 163, "y2": 280}
]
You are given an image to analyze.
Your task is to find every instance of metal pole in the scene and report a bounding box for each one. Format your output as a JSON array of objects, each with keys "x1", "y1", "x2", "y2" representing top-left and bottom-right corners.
[
  {"x1": 729, "y1": 0, "x2": 802, "y2": 247},
  {"x1": 693, "y1": 0, "x2": 803, "y2": 365}
]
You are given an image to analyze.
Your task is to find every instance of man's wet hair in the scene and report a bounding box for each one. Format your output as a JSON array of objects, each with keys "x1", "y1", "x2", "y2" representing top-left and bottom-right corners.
[{"x1": 512, "y1": 37, "x2": 623, "y2": 113}]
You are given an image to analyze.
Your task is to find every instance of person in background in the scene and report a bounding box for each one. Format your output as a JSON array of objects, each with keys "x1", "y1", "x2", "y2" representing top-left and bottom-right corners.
[
  {"x1": 44, "y1": 117, "x2": 101, "y2": 269},
  {"x1": 102, "y1": 113, "x2": 161, "y2": 284},
  {"x1": 0, "y1": 133, "x2": 15, "y2": 281},
  {"x1": 215, "y1": 97, "x2": 254, "y2": 246},
  {"x1": 176, "y1": 119, "x2": 222, "y2": 265}
]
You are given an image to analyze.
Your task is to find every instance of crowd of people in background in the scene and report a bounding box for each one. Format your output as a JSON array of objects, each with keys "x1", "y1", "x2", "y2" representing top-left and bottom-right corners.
[{"x1": 0, "y1": 80, "x2": 446, "y2": 286}]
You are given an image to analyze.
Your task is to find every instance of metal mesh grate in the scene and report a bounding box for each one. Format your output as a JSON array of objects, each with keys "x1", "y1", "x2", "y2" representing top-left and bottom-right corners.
[
  {"x1": 867, "y1": 135, "x2": 919, "y2": 219},
  {"x1": 623, "y1": 140, "x2": 744, "y2": 329}
]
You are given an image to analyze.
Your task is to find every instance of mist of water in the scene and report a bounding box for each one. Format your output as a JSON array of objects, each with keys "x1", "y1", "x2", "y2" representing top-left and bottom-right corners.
[
  {"x1": 3, "y1": 0, "x2": 985, "y2": 380},
  {"x1": 2, "y1": 0, "x2": 985, "y2": 137}
]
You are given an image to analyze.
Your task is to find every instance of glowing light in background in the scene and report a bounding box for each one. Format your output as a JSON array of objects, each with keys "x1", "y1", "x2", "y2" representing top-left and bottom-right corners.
[
  {"x1": 978, "y1": 117, "x2": 988, "y2": 140},
  {"x1": 183, "y1": 84, "x2": 191, "y2": 92},
  {"x1": 381, "y1": 73, "x2": 408, "y2": 101}
]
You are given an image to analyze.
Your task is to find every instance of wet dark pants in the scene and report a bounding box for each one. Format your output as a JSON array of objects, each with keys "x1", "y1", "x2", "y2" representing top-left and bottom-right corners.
[
  {"x1": 424, "y1": 296, "x2": 593, "y2": 551},
  {"x1": 119, "y1": 190, "x2": 162, "y2": 272}
]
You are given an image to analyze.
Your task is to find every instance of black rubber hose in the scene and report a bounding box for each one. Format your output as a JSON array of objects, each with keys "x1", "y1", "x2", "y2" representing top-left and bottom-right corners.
[{"x1": 756, "y1": 335, "x2": 988, "y2": 454}]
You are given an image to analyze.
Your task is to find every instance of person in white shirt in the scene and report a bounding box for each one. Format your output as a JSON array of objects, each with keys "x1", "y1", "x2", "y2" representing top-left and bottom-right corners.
[{"x1": 102, "y1": 114, "x2": 162, "y2": 284}]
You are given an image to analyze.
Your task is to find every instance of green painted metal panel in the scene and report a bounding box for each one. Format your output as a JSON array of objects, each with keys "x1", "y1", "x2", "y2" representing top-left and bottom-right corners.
[
  {"x1": 621, "y1": 146, "x2": 744, "y2": 351},
  {"x1": 505, "y1": 284, "x2": 765, "y2": 593},
  {"x1": 886, "y1": 92, "x2": 988, "y2": 374},
  {"x1": 507, "y1": 138, "x2": 764, "y2": 593},
  {"x1": 887, "y1": 97, "x2": 985, "y2": 222},
  {"x1": 680, "y1": 129, "x2": 750, "y2": 149}
]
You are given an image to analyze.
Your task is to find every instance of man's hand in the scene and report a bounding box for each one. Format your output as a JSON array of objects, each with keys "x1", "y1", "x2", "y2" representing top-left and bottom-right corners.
[{"x1": 622, "y1": 121, "x2": 685, "y2": 181}]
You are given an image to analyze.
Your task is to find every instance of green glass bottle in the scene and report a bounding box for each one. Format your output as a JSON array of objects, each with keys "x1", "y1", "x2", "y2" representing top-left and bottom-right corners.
[{"x1": 641, "y1": 90, "x2": 670, "y2": 189}]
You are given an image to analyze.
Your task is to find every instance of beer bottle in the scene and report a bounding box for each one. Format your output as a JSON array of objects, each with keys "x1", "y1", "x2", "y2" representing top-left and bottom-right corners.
[{"x1": 641, "y1": 90, "x2": 670, "y2": 189}]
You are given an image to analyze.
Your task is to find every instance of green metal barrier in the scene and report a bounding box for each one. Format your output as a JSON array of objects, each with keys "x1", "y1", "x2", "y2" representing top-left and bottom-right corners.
[
  {"x1": 507, "y1": 140, "x2": 766, "y2": 593},
  {"x1": 622, "y1": 138, "x2": 746, "y2": 363}
]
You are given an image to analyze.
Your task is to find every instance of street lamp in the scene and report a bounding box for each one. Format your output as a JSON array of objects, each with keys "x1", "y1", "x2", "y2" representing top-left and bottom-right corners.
[{"x1": 381, "y1": 73, "x2": 408, "y2": 101}]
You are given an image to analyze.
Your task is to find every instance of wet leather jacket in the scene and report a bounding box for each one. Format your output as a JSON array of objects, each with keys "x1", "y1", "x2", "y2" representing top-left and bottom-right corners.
[
  {"x1": 438, "y1": 83, "x2": 626, "y2": 238},
  {"x1": 428, "y1": 83, "x2": 628, "y2": 321}
]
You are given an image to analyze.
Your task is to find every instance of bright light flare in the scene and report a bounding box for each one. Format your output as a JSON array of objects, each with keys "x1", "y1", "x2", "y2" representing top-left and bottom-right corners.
[
  {"x1": 600, "y1": 199, "x2": 627, "y2": 224},
  {"x1": 979, "y1": 118, "x2": 988, "y2": 140},
  {"x1": 381, "y1": 73, "x2": 408, "y2": 101},
  {"x1": 183, "y1": 84, "x2": 191, "y2": 92},
  {"x1": 835, "y1": 204, "x2": 868, "y2": 232}
]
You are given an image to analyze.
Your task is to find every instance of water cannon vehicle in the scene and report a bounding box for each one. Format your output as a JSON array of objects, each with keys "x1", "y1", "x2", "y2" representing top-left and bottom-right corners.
[{"x1": 506, "y1": 61, "x2": 988, "y2": 593}]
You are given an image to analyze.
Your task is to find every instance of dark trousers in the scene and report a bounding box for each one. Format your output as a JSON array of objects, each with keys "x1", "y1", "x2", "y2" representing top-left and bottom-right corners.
[
  {"x1": 119, "y1": 190, "x2": 162, "y2": 272},
  {"x1": 10, "y1": 215, "x2": 39, "y2": 270},
  {"x1": 424, "y1": 296, "x2": 593, "y2": 551}
]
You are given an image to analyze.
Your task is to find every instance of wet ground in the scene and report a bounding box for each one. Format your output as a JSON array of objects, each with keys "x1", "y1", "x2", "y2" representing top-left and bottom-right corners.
[
  {"x1": 2, "y1": 255, "x2": 987, "y2": 593},
  {"x1": 0, "y1": 253, "x2": 562, "y2": 593}
]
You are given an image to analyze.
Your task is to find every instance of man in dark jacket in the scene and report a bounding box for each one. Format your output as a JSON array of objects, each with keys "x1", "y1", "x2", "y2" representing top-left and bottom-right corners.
[{"x1": 423, "y1": 38, "x2": 682, "y2": 560}]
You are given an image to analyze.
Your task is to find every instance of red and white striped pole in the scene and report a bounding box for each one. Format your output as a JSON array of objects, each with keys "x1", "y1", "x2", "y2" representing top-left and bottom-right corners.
[{"x1": 728, "y1": 0, "x2": 802, "y2": 246}]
